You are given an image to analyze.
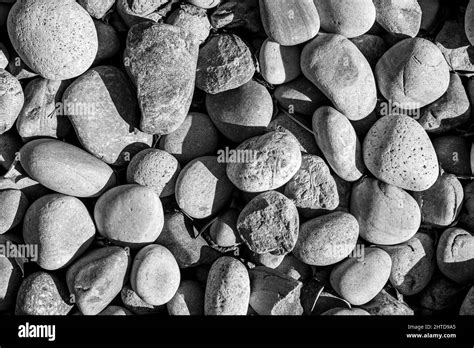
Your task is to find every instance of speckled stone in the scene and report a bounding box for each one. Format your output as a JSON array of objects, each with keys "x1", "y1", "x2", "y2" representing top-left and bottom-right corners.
[
  {"x1": 0, "y1": 69, "x2": 23, "y2": 135},
  {"x1": 7, "y1": 0, "x2": 98, "y2": 80},
  {"x1": 15, "y1": 272, "x2": 73, "y2": 315},
  {"x1": 363, "y1": 115, "x2": 439, "y2": 191}
]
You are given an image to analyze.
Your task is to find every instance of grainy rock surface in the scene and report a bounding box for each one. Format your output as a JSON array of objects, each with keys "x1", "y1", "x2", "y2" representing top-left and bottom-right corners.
[
  {"x1": 373, "y1": 0, "x2": 422, "y2": 37},
  {"x1": 226, "y1": 132, "x2": 302, "y2": 193},
  {"x1": 0, "y1": 69, "x2": 23, "y2": 135},
  {"x1": 0, "y1": 189, "x2": 28, "y2": 234},
  {"x1": 363, "y1": 115, "x2": 439, "y2": 191},
  {"x1": 205, "y1": 256, "x2": 250, "y2": 315},
  {"x1": 7, "y1": 0, "x2": 98, "y2": 80},
  {"x1": 15, "y1": 272, "x2": 73, "y2": 315},
  {"x1": 284, "y1": 154, "x2": 339, "y2": 213},
  {"x1": 196, "y1": 33, "x2": 255, "y2": 94},
  {"x1": 126, "y1": 22, "x2": 198, "y2": 135},
  {"x1": 237, "y1": 191, "x2": 299, "y2": 255}
]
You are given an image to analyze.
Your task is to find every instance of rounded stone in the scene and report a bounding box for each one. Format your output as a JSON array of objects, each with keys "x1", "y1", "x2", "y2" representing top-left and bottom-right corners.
[
  {"x1": 0, "y1": 69, "x2": 24, "y2": 135},
  {"x1": 315, "y1": 0, "x2": 376, "y2": 38},
  {"x1": 437, "y1": 228, "x2": 474, "y2": 284},
  {"x1": 0, "y1": 189, "x2": 28, "y2": 234},
  {"x1": 293, "y1": 212, "x2": 359, "y2": 266},
  {"x1": 329, "y1": 247, "x2": 392, "y2": 305},
  {"x1": 167, "y1": 280, "x2": 204, "y2": 316},
  {"x1": 226, "y1": 131, "x2": 302, "y2": 193},
  {"x1": 63, "y1": 65, "x2": 152, "y2": 166},
  {"x1": 301, "y1": 33, "x2": 377, "y2": 121},
  {"x1": 259, "y1": 39, "x2": 301, "y2": 85},
  {"x1": 350, "y1": 177, "x2": 421, "y2": 245},
  {"x1": 363, "y1": 115, "x2": 439, "y2": 191},
  {"x1": 206, "y1": 80, "x2": 273, "y2": 143},
  {"x1": 23, "y1": 194, "x2": 95, "y2": 270},
  {"x1": 204, "y1": 256, "x2": 250, "y2": 315},
  {"x1": 375, "y1": 38, "x2": 450, "y2": 109},
  {"x1": 175, "y1": 156, "x2": 234, "y2": 219},
  {"x1": 131, "y1": 244, "x2": 181, "y2": 306},
  {"x1": 7, "y1": 0, "x2": 98, "y2": 80},
  {"x1": 312, "y1": 106, "x2": 365, "y2": 182},
  {"x1": 126, "y1": 149, "x2": 181, "y2": 198},
  {"x1": 15, "y1": 271, "x2": 73, "y2": 315},
  {"x1": 159, "y1": 112, "x2": 219, "y2": 165}
]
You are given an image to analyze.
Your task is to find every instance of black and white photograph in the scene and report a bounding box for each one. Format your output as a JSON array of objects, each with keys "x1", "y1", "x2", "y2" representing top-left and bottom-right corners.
[{"x1": 0, "y1": 0, "x2": 473, "y2": 346}]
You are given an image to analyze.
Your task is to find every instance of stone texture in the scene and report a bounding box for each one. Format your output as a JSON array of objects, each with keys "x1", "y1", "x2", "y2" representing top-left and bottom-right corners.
[
  {"x1": 373, "y1": 0, "x2": 422, "y2": 37},
  {"x1": 66, "y1": 246, "x2": 130, "y2": 315},
  {"x1": 166, "y1": 3, "x2": 211, "y2": 44},
  {"x1": 363, "y1": 115, "x2": 439, "y2": 191},
  {"x1": 15, "y1": 272, "x2": 73, "y2": 315},
  {"x1": 126, "y1": 22, "x2": 198, "y2": 135},
  {"x1": 284, "y1": 154, "x2": 338, "y2": 213},
  {"x1": 226, "y1": 132, "x2": 302, "y2": 193},
  {"x1": 7, "y1": 0, "x2": 98, "y2": 80},
  {"x1": 0, "y1": 189, "x2": 28, "y2": 234},
  {"x1": 237, "y1": 191, "x2": 299, "y2": 256},
  {"x1": 0, "y1": 69, "x2": 23, "y2": 135},
  {"x1": 196, "y1": 33, "x2": 255, "y2": 94},
  {"x1": 210, "y1": 0, "x2": 263, "y2": 33},
  {"x1": 167, "y1": 280, "x2": 204, "y2": 315},
  {"x1": 205, "y1": 257, "x2": 250, "y2": 315},
  {"x1": 77, "y1": 0, "x2": 115, "y2": 19}
]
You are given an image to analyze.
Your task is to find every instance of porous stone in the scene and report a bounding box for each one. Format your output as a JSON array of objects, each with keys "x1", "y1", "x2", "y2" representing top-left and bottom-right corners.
[
  {"x1": 15, "y1": 272, "x2": 73, "y2": 315},
  {"x1": 126, "y1": 149, "x2": 181, "y2": 198},
  {"x1": 363, "y1": 115, "x2": 439, "y2": 191},
  {"x1": 0, "y1": 69, "x2": 23, "y2": 135},
  {"x1": 7, "y1": 0, "x2": 98, "y2": 80},
  {"x1": 77, "y1": 0, "x2": 115, "y2": 19}
]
